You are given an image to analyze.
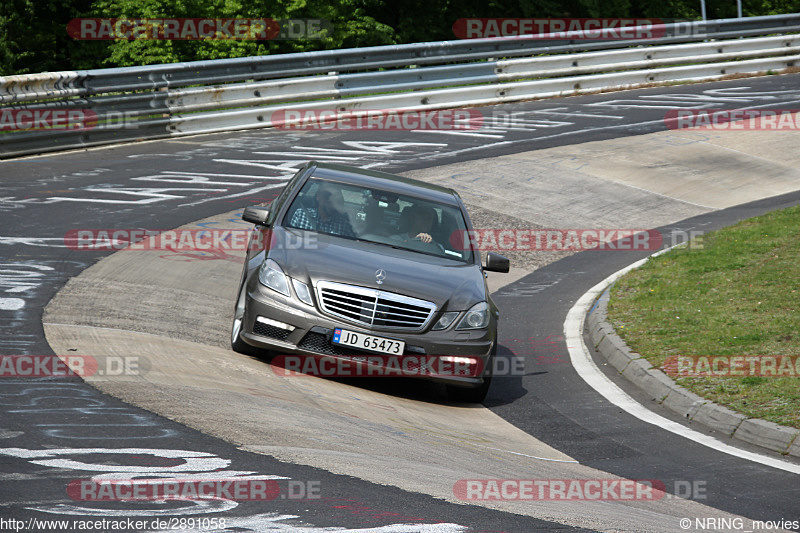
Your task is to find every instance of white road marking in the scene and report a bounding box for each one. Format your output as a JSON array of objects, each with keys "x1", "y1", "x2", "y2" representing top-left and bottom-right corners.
[
  {"x1": 178, "y1": 183, "x2": 287, "y2": 207},
  {"x1": 0, "y1": 447, "x2": 229, "y2": 472},
  {"x1": 46, "y1": 188, "x2": 223, "y2": 205},
  {"x1": 160, "y1": 171, "x2": 290, "y2": 180},
  {"x1": 531, "y1": 107, "x2": 625, "y2": 119},
  {"x1": 563, "y1": 252, "x2": 800, "y2": 475},
  {"x1": 411, "y1": 130, "x2": 505, "y2": 139},
  {"x1": 147, "y1": 513, "x2": 468, "y2": 532},
  {"x1": 0, "y1": 297, "x2": 25, "y2": 310},
  {"x1": 0, "y1": 237, "x2": 71, "y2": 248},
  {"x1": 481, "y1": 445, "x2": 579, "y2": 463}
]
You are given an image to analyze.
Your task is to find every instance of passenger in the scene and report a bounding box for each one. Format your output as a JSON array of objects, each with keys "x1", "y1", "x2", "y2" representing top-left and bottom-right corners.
[{"x1": 290, "y1": 182, "x2": 355, "y2": 237}]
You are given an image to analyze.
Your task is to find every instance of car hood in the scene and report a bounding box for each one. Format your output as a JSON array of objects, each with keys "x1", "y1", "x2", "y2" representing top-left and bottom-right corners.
[{"x1": 270, "y1": 228, "x2": 485, "y2": 311}]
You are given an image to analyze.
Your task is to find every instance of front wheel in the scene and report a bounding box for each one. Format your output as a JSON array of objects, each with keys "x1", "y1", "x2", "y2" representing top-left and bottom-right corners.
[{"x1": 231, "y1": 282, "x2": 257, "y2": 355}]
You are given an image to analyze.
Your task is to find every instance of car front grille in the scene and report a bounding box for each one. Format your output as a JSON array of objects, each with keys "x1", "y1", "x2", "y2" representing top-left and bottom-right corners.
[{"x1": 316, "y1": 281, "x2": 436, "y2": 330}]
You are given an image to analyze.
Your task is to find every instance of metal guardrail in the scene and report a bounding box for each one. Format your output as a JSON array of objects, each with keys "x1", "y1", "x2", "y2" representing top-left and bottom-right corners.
[{"x1": 1, "y1": 13, "x2": 799, "y2": 158}]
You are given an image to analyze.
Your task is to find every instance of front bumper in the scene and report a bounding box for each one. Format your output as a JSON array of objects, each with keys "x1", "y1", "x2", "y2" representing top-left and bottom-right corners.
[{"x1": 240, "y1": 281, "x2": 494, "y2": 387}]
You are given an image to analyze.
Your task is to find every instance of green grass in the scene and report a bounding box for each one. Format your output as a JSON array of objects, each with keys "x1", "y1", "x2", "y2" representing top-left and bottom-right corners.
[{"x1": 607, "y1": 205, "x2": 800, "y2": 429}]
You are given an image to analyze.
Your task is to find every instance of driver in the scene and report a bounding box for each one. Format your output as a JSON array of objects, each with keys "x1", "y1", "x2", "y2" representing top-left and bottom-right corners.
[{"x1": 394, "y1": 205, "x2": 439, "y2": 245}]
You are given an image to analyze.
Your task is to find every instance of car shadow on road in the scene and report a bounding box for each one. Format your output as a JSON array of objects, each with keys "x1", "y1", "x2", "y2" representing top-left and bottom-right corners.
[
  {"x1": 484, "y1": 344, "x2": 538, "y2": 407},
  {"x1": 253, "y1": 343, "x2": 535, "y2": 407}
]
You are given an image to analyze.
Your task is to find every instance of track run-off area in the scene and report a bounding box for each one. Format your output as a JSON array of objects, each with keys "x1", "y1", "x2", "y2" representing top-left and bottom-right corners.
[{"x1": 1, "y1": 74, "x2": 800, "y2": 532}]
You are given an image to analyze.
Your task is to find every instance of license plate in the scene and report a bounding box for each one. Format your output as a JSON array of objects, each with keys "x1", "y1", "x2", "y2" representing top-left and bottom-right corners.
[{"x1": 332, "y1": 328, "x2": 405, "y2": 355}]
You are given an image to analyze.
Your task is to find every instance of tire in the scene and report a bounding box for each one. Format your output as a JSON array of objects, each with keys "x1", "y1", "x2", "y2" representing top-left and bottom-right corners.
[
  {"x1": 446, "y1": 375, "x2": 492, "y2": 403},
  {"x1": 231, "y1": 282, "x2": 258, "y2": 355},
  {"x1": 446, "y1": 344, "x2": 495, "y2": 403}
]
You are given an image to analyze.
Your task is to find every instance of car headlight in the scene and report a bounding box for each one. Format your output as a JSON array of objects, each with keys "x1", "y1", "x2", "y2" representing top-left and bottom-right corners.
[
  {"x1": 258, "y1": 259, "x2": 290, "y2": 297},
  {"x1": 432, "y1": 311, "x2": 459, "y2": 331},
  {"x1": 456, "y1": 302, "x2": 490, "y2": 330},
  {"x1": 291, "y1": 278, "x2": 314, "y2": 306}
]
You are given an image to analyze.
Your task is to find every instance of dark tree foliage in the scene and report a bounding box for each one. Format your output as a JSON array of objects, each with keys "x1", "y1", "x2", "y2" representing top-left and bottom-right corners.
[
  {"x1": 1, "y1": 0, "x2": 100, "y2": 74},
  {"x1": 1, "y1": 0, "x2": 798, "y2": 74}
]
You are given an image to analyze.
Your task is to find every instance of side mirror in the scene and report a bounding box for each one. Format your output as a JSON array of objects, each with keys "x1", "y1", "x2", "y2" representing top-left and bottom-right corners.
[
  {"x1": 242, "y1": 206, "x2": 270, "y2": 226},
  {"x1": 484, "y1": 252, "x2": 510, "y2": 273}
]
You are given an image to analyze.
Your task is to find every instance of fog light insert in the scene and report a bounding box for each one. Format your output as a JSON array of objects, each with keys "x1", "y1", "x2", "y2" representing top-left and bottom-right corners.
[
  {"x1": 438, "y1": 355, "x2": 482, "y2": 377},
  {"x1": 256, "y1": 316, "x2": 295, "y2": 331}
]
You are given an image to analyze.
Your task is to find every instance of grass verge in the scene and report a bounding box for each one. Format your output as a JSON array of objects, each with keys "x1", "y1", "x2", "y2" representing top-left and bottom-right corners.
[{"x1": 607, "y1": 205, "x2": 800, "y2": 429}]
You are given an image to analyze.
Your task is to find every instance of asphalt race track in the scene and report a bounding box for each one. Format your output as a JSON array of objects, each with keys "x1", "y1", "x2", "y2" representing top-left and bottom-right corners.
[{"x1": 1, "y1": 74, "x2": 800, "y2": 532}]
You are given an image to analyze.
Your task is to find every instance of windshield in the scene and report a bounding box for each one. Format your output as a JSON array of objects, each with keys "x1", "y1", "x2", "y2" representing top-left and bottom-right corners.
[{"x1": 284, "y1": 177, "x2": 473, "y2": 263}]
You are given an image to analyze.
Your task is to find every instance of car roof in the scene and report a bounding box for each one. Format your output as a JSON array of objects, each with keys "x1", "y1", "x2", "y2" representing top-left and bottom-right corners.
[{"x1": 309, "y1": 162, "x2": 462, "y2": 206}]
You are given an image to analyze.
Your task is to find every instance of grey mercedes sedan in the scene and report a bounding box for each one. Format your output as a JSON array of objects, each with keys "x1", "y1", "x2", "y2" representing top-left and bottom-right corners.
[{"x1": 231, "y1": 161, "x2": 509, "y2": 402}]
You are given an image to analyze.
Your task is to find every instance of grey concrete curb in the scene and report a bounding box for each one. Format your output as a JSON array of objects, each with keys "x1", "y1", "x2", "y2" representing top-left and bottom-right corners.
[{"x1": 587, "y1": 288, "x2": 800, "y2": 458}]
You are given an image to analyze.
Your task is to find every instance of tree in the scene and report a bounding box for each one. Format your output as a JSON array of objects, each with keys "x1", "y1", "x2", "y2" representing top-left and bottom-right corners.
[{"x1": 1, "y1": 0, "x2": 97, "y2": 74}]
